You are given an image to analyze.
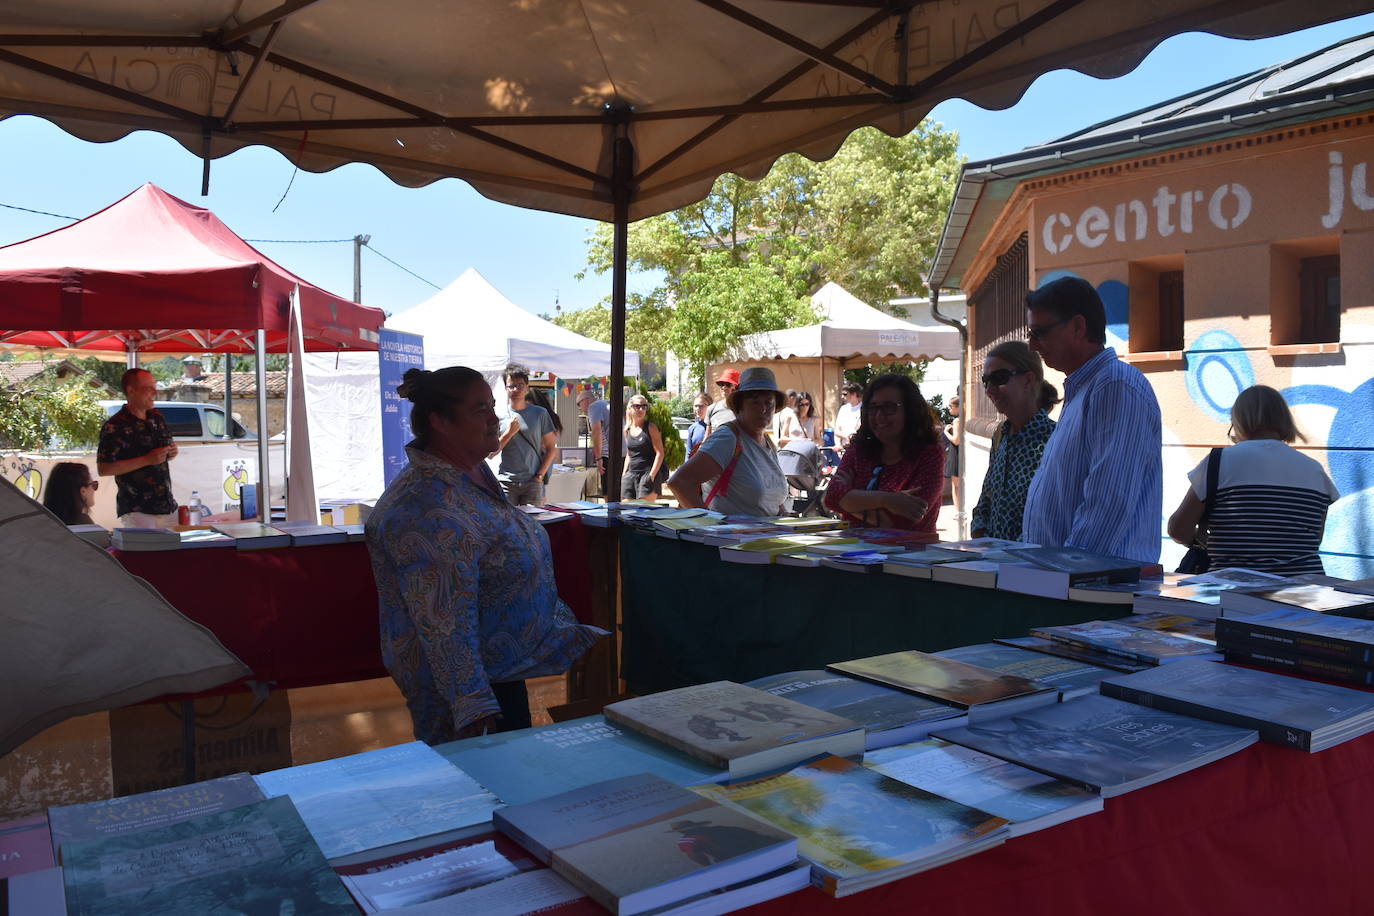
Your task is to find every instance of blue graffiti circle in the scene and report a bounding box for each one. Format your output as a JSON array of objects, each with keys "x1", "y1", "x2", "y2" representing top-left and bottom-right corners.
[{"x1": 1184, "y1": 329, "x2": 1253, "y2": 423}]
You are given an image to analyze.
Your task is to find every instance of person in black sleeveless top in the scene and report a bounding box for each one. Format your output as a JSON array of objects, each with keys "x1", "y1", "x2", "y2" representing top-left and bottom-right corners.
[{"x1": 622, "y1": 394, "x2": 667, "y2": 500}]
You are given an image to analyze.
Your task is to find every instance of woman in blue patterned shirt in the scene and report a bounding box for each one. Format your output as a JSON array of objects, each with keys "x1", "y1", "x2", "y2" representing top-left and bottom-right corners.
[
  {"x1": 970, "y1": 341, "x2": 1057, "y2": 541},
  {"x1": 367, "y1": 366, "x2": 604, "y2": 743}
]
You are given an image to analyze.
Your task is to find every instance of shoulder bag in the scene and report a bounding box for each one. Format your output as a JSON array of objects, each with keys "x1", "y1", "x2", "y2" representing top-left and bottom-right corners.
[{"x1": 1176, "y1": 447, "x2": 1222, "y2": 574}]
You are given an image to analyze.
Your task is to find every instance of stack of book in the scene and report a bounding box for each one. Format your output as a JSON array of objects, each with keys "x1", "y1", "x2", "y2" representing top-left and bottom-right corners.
[
  {"x1": 1214, "y1": 606, "x2": 1374, "y2": 686},
  {"x1": 1219, "y1": 582, "x2": 1374, "y2": 620},
  {"x1": 826, "y1": 650, "x2": 1059, "y2": 721},
  {"x1": 65, "y1": 524, "x2": 110, "y2": 548},
  {"x1": 882, "y1": 546, "x2": 981, "y2": 579},
  {"x1": 110, "y1": 526, "x2": 181, "y2": 551},
  {"x1": 1029, "y1": 618, "x2": 1221, "y2": 666},
  {"x1": 996, "y1": 546, "x2": 1163, "y2": 601},
  {"x1": 211, "y1": 521, "x2": 293, "y2": 549},
  {"x1": 269, "y1": 520, "x2": 350, "y2": 545},
  {"x1": 719, "y1": 533, "x2": 857, "y2": 565}
]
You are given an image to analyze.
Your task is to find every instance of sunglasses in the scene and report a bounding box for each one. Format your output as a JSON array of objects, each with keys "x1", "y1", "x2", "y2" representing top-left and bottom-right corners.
[
  {"x1": 83, "y1": 479, "x2": 99, "y2": 490},
  {"x1": 1026, "y1": 316, "x2": 1070, "y2": 340},
  {"x1": 797, "y1": 400, "x2": 810, "y2": 406},
  {"x1": 981, "y1": 368, "x2": 1028, "y2": 388},
  {"x1": 866, "y1": 401, "x2": 902, "y2": 417},
  {"x1": 716, "y1": 382, "x2": 734, "y2": 389},
  {"x1": 629, "y1": 403, "x2": 647, "y2": 409}
]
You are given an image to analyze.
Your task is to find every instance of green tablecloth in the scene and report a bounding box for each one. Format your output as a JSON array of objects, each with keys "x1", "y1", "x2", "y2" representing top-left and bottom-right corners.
[{"x1": 620, "y1": 530, "x2": 1124, "y2": 694}]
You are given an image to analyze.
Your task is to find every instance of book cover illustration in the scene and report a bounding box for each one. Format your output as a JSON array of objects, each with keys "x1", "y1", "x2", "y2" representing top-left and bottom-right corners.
[
  {"x1": 47, "y1": 773, "x2": 265, "y2": 856},
  {"x1": 743, "y1": 671, "x2": 959, "y2": 735},
  {"x1": 61, "y1": 795, "x2": 356, "y2": 915},
  {"x1": 1031, "y1": 620, "x2": 1219, "y2": 663},
  {"x1": 882, "y1": 546, "x2": 976, "y2": 566},
  {"x1": 691, "y1": 754, "x2": 1006, "y2": 889},
  {"x1": 1224, "y1": 584, "x2": 1374, "y2": 615},
  {"x1": 253, "y1": 741, "x2": 499, "y2": 859},
  {"x1": 1099, "y1": 658, "x2": 1374, "y2": 751},
  {"x1": 0, "y1": 815, "x2": 53, "y2": 879},
  {"x1": 437, "y1": 716, "x2": 718, "y2": 805},
  {"x1": 1004, "y1": 546, "x2": 1148, "y2": 574},
  {"x1": 1116, "y1": 613, "x2": 1216, "y2": 644},
  {"x1": 935, "y1": 644, "x2": 1115, "y2": 699},
  {"x1": 1178, "y1": 568, "x2": 1288, "y2": 587},
  {"x1": 941, "y1": 537, "x2": 1039, "y2": 553},
  {"x1": 864, "y1": 739, "x2": 1102, "y2": 835},
  {"x1": 933, "y1": 694, "x2": 1258, "y2": 796},
  {"x1": 828, "y1": 651, "x2": 1051, "y2": 709},
  {"x1": 603, "y1": 682, "x2": 860, "y2": 768},
  {"x1": 339, "y1": 830, "x2": 542, "y2": 912},
  {"x1": 995, "y1": 636, "x2": 1153, "y2": 673}
]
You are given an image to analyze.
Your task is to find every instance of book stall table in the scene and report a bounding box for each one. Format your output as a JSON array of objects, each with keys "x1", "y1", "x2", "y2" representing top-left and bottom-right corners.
[
  {"x1": 111, "y1": 515, "x2": 596, "y2": 692},
  {"x1": 620, "y1": 530, "x2": 1121, "y2": 694}
]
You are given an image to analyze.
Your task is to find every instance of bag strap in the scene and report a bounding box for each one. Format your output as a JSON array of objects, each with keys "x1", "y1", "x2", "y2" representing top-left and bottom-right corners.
[
  {"x1": 1194, "y1": 447, "x2": 1222, "y2": 541},
  {"x1": 704, "y1": 422, "x2": 746, "y2": 508}
]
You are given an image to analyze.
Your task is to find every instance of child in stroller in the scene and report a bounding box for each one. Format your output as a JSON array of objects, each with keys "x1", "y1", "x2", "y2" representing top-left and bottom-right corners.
[{"x1": 776, "y1": 438, "x2": 831, "y2": 517}]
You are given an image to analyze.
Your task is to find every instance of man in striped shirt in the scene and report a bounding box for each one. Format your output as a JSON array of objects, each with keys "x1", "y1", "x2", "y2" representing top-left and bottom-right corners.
[{"x1": 1021, "y1": 276, "x2": 1162, "y2": 563}]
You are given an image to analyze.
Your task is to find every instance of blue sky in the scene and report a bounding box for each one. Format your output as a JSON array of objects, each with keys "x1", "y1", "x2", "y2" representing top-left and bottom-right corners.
[{"x1": 1, "y1": 13, "x2": 1372, "y2": 322}]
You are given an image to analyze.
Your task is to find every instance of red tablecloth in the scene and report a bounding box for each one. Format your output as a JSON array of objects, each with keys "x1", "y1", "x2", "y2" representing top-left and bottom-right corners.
[
  {"x1": 738, "y1": 730, "x2": 1374, "y2": 916},
  {"x1": 112, "y1": 516, "x2": 594, "y2": 691}
]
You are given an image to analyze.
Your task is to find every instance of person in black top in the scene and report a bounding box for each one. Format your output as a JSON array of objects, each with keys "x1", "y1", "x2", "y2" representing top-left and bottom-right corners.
[
  {"x1": 621, "y1": 394, "x2": 666, "y2": 500},
  {"x1": 96, "y1": 368, "x2": 179, "y2": 527},
  {"x1": 42, "y1": 461, "x2": 98, "y2": 526}
]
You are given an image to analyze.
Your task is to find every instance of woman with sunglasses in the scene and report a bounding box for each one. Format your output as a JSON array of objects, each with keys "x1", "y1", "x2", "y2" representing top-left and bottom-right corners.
[
  {"x1": 622, "y1": 395, "x2": 668, "y2": 500},
  {"x1": 42, "y1": 461, "x2": 99, "y2": 526},
  {"x1": 970, "y1": 341, "x2": 1058, "y2": 540},
  {"x1": 776, "y1": 390, "x2": 823, "y2": 449},
  {"x1": 822, "y1": 374, "x2": 944, "y2": 532}
]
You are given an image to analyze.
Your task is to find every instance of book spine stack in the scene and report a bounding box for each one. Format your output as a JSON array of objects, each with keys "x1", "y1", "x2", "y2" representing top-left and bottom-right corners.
[{"x1": 1214, "y1": 618, "x2": 1374, "y2": 687}]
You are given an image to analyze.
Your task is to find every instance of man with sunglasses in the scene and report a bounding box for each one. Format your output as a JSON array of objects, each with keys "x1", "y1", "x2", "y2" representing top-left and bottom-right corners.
[
  {"x1": 1021, "y1": 275, "x2": 1162, "y2": 563},
  {"x1": 705, "y1": 368, "x2": 740, "y2": 437},
  {"x1": 495, "y1": 364, "x2": 558, "y2": 506}
]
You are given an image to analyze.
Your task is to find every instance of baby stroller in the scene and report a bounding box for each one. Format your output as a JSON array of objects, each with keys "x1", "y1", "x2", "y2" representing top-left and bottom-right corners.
[{"x1": 777, "y1": 438, "x2": 831, "y2": 517}]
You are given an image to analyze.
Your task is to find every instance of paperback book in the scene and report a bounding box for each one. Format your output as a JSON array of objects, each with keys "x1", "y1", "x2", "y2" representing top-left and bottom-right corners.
[
  {"x1": 827, "y1": 650, "x2": 1057, "y2": 719},
  {"x1": 933, "y1": 694, "x2": 1258, "y2": 796},
  {"x1": 1114, "y1": 612, "x2": 1216, "y2": 644},
  {"x1": 66, "y1": 524, "x2": 111, "y2": 548},
  {"x1": 935, "y1": 642, "x2": 1117, "y2": 700},
  {"x1": 437, "y1": 715, "x2": 720, "y2": 805},
  {"x1": 691, "y1": 754, "x2": 1008, "y2": 897},
  {"x1": 0, "y1": 815, "x2": 52, "y2": 879},
  {"x1": 929, "y1": 559, "x2": 1004, "y2": 588},
  {"x1": 718, "y1": 534, "x2": 856, "y2": 564},
  {"x1": 864, "y1": 738, "x2": 1103, "y2": 836},
  {"x1": 1029, "y1": 620, "x2": 1221, "y2": 665},
  {"x1": 47, "y1": 772, "x2": 265, "y2": 860},
  {"x1": 994, "y1": 635, "x2": 1153, "y2": 673},
  {"x1": 940, "y1": 537, "x2": 1039, "y2": 554},
  {"x1": 270, "y1": 521, "x2": 349, "y2": 545},
  {"x1": 686, "y1": 524, "x2": 788, "y2": 547},
  {"x1": 880, "y1": 546, "x2": 976, "y2": 579},
  {"x1": 997, "y1": 546, "x2": 1158, "y2": 600},
  {"x1": 743, "y1": 670, "x2": 967, "y2": 750},
  {"x1": 210, "y1": 521, "x2": 293, "y2": 549},
  {"x1": 1131, "y1": 580, "x2": 1233, "y2": 619},
  {"x1": 1099, "y1": 658, "x2": 1374, "y2": 752},
  {"x1": 61, "y1": 795, "x2": 357, "y2": 914},
  {"x1": 3, "y1": 866, "x2": 65, "y2": 915},
  {"x1": 176, "y1": 528, "x2": 236, "y2": 549},
  {"x1": 602, "y1": 682, "x2": 864, "y2": 778},
  {"x1": 336, "y1": 829, "x2": 544, "y2": 912},
  {"x1": 1213, "y1": 607, "x2": 1374, "y2": 665},
  {"x1": 493, "y1": 772, "x2": 798, "y2": 916},
  {"x1": 1220, "y1": 641, "x2": 1374, "y2": 687},
  {"x1": 109, "y1": 526, "x2": 180, "y2": 551},
  {"x1": 818, "y1": 552, "x2": 892, "y2": 573},
  {"x1": 1219, "y1": 583, "x2": 1374, "y2": 619},
  {"x1": 253, "y1": 741, "x2": 500, "y2": 859}
]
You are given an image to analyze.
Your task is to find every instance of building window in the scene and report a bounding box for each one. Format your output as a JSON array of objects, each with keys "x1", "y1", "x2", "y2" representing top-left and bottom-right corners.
[
  {"x1": 1300, "y1": 255, "x2": 1340, "y2": 344},
  {"x1": 1157, "y1": 270, "x2": 1184, "y2": 352},
  {"x1": 970, "y1": 233, "x2": 1029, "y2": 423}
]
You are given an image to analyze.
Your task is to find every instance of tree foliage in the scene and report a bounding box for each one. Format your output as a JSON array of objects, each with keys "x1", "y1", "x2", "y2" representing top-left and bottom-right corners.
[
  {"x1": 0, "y1": 377, "x2": 106, "y2": 450},
  {"x1": 575, "y1": 123, "x2": 963, "y2": 388}
]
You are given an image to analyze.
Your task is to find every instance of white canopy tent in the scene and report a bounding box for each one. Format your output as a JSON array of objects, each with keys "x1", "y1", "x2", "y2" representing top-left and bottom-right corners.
[
  {"x1": 303, "y1": 268, "x2": 638, "y2": 502},
  {"x1": 716, "y1": 283, "x2": 960, "y2": 430},
  {"x1": 388, "y1": 268, "x2": 640, "y2": 381}
]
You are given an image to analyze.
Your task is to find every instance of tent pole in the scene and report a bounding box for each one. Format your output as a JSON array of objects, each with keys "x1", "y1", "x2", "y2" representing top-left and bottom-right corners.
[
  {"x1": 607, "y1": 128, "x2": 633, "y2": 504},
  {"x1": 255, "y1": 329, "x2": 270, "y2": 521}
]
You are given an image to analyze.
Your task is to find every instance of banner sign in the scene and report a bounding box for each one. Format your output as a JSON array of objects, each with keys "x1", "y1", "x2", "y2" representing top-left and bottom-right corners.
[{"x1": 378, "y1": 329, "x2": 425, "y2": 487}]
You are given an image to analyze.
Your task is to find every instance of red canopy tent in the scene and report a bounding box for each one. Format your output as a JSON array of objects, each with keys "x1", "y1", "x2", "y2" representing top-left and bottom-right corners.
[{"x1": 0, "y1": 182, "x2": 384, "y2": 354}]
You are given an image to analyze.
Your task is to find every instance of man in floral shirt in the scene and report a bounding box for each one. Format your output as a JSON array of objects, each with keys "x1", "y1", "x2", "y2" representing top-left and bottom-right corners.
[{"x1": 97, "y1": 368, "x2": 179, "y2": 527}]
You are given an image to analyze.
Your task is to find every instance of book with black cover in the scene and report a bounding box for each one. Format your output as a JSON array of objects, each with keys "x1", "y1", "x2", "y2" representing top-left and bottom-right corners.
[
  {"x1": 1220, "y1": 584, "x2": 1374, "y2": 619},
  {"x1": 1213, "y1": 607, "x2": 1374, "y2": 665},
  {"x1": 997, "y1": 546, "x2": 1158, "y2": 600},
  {"x1": 494, "y1": 772, "x2": 797, "y2": 916},
  {"x1": 864, "y1": 738, "x2": 1103, "y2": 836},
  {"x1": 826, "y1": 650, "x2": 1057, "y2": 719},
  {"x1": 995, "y1": 635, "x2": 1153, "y2": 672},
  {"x1": 691, "y1": 754, "x2": 1007, "y2": 897},
  {"x1": 61, "y1": 795, "x2": 357, "y2": 914},
  {"x1": 1099, "y1": 658, "x2": 1374, "y2": 752},
  {"x1": 933, "y1": 694, "x2": 1259, "y2": 797},
  {"x1": 1030, "y1": 620, "x2": 1220, "y2": 665},
  {"x1": 603, "y1": 682, "x2": 864, "y2": 778},
  {"x1": 743, "y1": 670, "x2": 966, "y2": 750},
  {"x1": 936, "y1": 642, "x2": 1117, "y2": 700},
  {"x1": 1221, "y1": 641, "x2": 1374, "y2": 687}
]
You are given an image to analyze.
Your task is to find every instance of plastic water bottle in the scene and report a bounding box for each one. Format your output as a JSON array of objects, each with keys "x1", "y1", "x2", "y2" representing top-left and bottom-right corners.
[{"x1": 188, "y1": 490, "x2": 204, "y2": 525}]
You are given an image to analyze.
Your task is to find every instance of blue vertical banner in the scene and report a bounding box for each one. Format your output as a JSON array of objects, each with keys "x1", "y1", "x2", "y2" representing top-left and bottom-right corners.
[{"x1": 378, "y1": 329, "x2": 426, "y2": 487}]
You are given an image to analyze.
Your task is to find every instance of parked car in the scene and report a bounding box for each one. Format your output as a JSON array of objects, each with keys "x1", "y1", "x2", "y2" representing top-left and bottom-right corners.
[{"x1": 98, "y1": 400, "x2": 255, "y2": 441}]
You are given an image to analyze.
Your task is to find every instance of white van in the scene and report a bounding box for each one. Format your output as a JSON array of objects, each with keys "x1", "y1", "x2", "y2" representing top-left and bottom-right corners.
[{"x1": 98, "y1": 400, "x2": 256, "y2": 442}]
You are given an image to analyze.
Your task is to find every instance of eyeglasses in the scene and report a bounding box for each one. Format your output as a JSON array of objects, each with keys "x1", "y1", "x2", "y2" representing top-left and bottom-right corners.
[
  {"x1": 866, "y1": 401, "x2": 902, "y2": 417},
  {"x1": 716, "y1": 382, "x2": 734, "y2": 390},
  {"x1": 505, "y1": 382, "x2": 527, "y2": 390},
  {"x1": 629, "y1": 403, "x2": 647, "y2": 410},
  {"x1": 83, "y1": 480, "x2": 99, "y2": 490},
  {"x1": 1026, "y1": 317, "x2": 1070, "y2": 340},
  {"x1": 981, "y1": 368, "x2": 1028, "y2": 388}
]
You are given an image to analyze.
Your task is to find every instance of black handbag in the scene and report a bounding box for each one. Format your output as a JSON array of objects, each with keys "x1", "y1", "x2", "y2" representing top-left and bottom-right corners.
[{"x1": 1176, "y1": 447, "x2": 1222, "y2": 574}]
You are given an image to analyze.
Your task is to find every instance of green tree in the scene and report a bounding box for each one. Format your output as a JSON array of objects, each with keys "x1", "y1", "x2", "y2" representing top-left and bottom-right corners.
[
  {"x1": 0, "y1": 377, "x2": 106, "y2": 450},
  {"x1": 546, "y1": 293, "x2": 674, "y2": 385}
]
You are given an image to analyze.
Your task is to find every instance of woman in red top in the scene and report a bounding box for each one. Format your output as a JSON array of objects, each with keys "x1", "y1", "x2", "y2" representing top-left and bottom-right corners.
[{"x1": 822, "y1": 374, "x2": 945, "y2": 532}]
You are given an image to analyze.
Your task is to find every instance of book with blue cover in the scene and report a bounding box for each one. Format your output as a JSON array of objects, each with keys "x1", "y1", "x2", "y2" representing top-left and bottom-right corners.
[
  {"x1": 995, "y1": 635, "x2": 1152, "y2": 673},
  {"x1": 494, "y1": 772, "x2": 797, "y2": 915},
  {"x1": 864, "y1": 738, "x2": 1103, "y2": 836},
  {"x1": 436, "y1": 716, "x2": 720, "y2": 805},
  {"x1": 253, "y1": 741, "x2": 499, "y2": 859},
  {"x1": 1099, "y1": 658, "x2": 1374, "y2": 752},
  {"x1": 47, "y1": 772, "x2": 265, "y2": 860},
  {"x1": 933, "y1": 694, "x2": 1259, "y2": 796},
  {"x1": 936, "y1": 642, "x2": 1117, "y2": 700},
  {"x1": 61, "y1": 795, "x2": 356, "y2": 914},
  {"x1": 691, "y1": 754, "x2": 1007, "y2": 897},
  {"x1": 743, "y1": 670, "x2": 966, "y2": 749},
  {"x1": 1030, "y1": 619, "x2": 1220, "y2": 665}
]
